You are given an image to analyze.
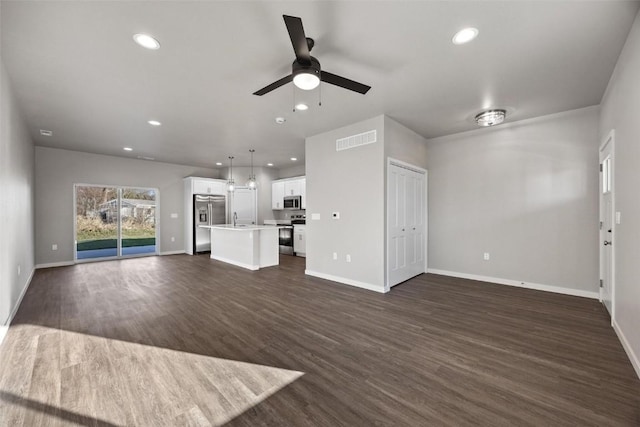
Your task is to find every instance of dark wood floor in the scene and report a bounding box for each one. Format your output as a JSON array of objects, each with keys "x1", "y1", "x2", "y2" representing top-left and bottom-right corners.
[{"x1": 0, "y1": 254, "x2": 638, "y2": 426}]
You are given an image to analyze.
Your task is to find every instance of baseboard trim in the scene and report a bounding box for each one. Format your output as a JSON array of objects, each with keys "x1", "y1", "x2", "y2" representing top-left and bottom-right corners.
[
  {"x1": 160, "y1": 250, "x2": 186, "y2": 256},
  {"x1": 36, "y1": 261, "x2": 74, "y2": 269},
  {"x1": 210, "y1": 255, "x2": 258, "y2": 271},
  {"x1": 612, "y1": 318, "x2": 640, "y2": 379},
  {"x1": 427, "y1": 268, "x2": 599, "y2": 299},
  {"x1": 305, "y1": 270, "x2": 387, "y2": 293},
  {"x1": 0, "y1": 267, "x2": 35, "y2": 346}
]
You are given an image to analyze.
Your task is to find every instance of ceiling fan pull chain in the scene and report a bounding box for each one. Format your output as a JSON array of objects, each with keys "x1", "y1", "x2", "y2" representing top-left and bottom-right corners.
[
  {"x1": 319, "y1": 77, "x2": 322, "y2": 107},
  {"x1": 293, "y1": 83, "x2": 296, "y2": 112}
]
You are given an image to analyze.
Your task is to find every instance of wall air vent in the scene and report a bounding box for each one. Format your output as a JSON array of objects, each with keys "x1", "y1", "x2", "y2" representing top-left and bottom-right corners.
[{"x1": 336, "y1": 130, "x2": 377, "y2": 151}]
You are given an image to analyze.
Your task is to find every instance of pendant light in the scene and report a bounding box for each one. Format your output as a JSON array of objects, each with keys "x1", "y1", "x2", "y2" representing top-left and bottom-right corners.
[
  {"x1": 227, "y1": 156, "x2": 235, "y2": 192},
  {"x1": 246, "y1": 149, "x2": 257, "y2": 189}
]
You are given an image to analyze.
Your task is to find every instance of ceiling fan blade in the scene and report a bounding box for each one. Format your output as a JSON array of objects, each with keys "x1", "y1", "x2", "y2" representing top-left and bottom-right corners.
[
  {"x1": 321, "y1": 71, "x2": 371, "y2": 94},
  {"x1": 253, "y1": 75, "x2": 293, "y2": 96},
  {"x1": 283, "y1": 15, "x2": 311, "y2": 64}
]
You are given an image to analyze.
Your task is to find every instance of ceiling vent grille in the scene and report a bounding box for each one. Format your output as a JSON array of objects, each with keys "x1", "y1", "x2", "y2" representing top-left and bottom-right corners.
[{"x1": 336, "y1": 130, "x2": 377, "y2": 151}]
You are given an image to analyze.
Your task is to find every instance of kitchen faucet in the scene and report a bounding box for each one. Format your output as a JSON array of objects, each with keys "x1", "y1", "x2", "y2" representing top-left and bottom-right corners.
[{"x1": 233, "y1": 211, "x2": 238, "y2": 227}]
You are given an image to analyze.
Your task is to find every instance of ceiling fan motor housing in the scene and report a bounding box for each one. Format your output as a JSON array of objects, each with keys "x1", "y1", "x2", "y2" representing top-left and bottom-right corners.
[{"x1": 292, "y1": 56, "x2": 321, "y2": 79}]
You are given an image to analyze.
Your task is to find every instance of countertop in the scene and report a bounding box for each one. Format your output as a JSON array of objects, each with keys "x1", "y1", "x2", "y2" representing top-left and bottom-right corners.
[{"x1": 199, "y1": 224, "x2": 284, "y2": 231}]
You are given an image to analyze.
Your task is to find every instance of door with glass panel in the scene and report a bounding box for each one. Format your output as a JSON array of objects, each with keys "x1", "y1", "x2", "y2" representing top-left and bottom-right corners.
[{"x1": 75, "y1": 185, "x2": 157, "y2": 261}]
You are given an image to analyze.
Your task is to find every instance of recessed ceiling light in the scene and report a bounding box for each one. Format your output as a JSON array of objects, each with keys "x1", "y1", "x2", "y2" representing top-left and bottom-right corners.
[
  {"x1": 133, "y1": 33, "x2": 160, "y2": 50},
  {"x1": 123, "y1": 147, "x2": 133, "y2": 151},
  {"x1": 216, "y1": 162, "x2": 222, "y2": 166},
  {"x1": 452, "y1": 27, "x2": 479, "y2": 45},
  {"x1": 475, "y1": 109, "x2": 506, "y2": 127},
  {"x1": 267, "y1": 163, "x2": 274, "y2": 167},
  {"x1": 40, "y1": 129, "x2": 53, "y2": 136},
  {"x1": 148, "y1": 120, "x2": 161, "y2": 126},
  {"x1": 275, "y1": 117, "x2": 286, "y2": 124},
  {"x1": 295, "y1": 103, "x2": 309, "y2": 111},
  {"x1": 291, "y1": 157, "x2": 297, "y2": 161}
]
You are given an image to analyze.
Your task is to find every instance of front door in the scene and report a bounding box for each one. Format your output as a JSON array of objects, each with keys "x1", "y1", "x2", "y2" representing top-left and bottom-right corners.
[
  {"x1": 599, "y1": 132, "x2": 614, "y2": 316},
  {"x1": 387, "y1": 161, "x2": 426, "y2": 288}
]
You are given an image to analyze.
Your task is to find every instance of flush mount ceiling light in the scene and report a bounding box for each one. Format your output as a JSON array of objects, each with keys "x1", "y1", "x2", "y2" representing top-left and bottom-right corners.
[
  {"x1": 133, "y1": 33, "x2": 160, "y2": 50},
  {"x1": 227, "y1": 156, "x2": 235, "y2": 192},
  {"x1": 475, "y1": 109, "x2": 506, "y2": 127},
  {"x1": 295, "y1": 103, "x2": 309, "y2": 111},
  {"x1": 148, "y1": 120, "x2": 161, "y2": 126},
  {"x1": 247, "y1": 149, "x2": 257, "y2": 189},
  {"x1": 267, "y1": 163, "x2": 274, "y2": 167},
  {"x1": 293, "y1": 67, "x2": 320, "y2": 91},
  {"x1": 452, "y1": 27, "x2": 479, "y2": 45},
  {"x1": 291, "y1": 157, "x2": 297, "y2": 161},
  {"x1": 215, "y1": 162, "x2": 222, "y2": 166},
  {"x1": 40, "y1": 129, "x2": 53, "y2": 136},
  {"x1": 123, "y1": 147, "x2": 133, "y2": 151}
]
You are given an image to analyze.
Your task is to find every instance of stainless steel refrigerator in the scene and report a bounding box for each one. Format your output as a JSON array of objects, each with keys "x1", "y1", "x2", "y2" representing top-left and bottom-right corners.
[{"x1": 194, "y1": 194, "x2": 226, "y2": 253}]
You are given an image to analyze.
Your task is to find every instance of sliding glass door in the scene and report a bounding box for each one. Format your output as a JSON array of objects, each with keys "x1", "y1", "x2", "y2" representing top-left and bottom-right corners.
[{"x1": 75, "y1": 185, "x2": 157, "y2": 261}]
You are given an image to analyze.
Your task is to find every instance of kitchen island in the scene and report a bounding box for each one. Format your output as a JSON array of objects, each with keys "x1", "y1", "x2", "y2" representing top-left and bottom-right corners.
[{"x1": 200, "y1": 225, "x2": 281, "y2": 270}]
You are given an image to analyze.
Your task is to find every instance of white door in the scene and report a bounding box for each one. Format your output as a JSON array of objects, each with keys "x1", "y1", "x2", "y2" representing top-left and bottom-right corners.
[
  {"x1": 387, "y1": 161, "x2": 426, "y2": 288},
  {"x1": 599, "y1": 132, "x2": 615, "y2": 316},
  {"x1": 231, "y1": 187, "x2": 257, "y2": 225}
]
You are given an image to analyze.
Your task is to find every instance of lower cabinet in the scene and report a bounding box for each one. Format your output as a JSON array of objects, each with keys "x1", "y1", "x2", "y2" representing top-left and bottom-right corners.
[{"x1": 293, "y1": 225, "x2": 306, "y2": 256}]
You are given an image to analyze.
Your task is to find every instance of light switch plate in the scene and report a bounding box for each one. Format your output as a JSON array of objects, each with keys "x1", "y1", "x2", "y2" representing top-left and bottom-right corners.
[
  {"x1": 615, "y1": 211, "x2": 621, "y2": 225},
  {"x1": 170, "y1": 213, "x2": 178, "y2": 219},
  {"x1": 311, "y1": 213, "x2": 321, "y2": 220}
]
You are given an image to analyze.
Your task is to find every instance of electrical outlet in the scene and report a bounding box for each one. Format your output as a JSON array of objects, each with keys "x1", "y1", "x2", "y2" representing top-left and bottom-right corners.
[
  {"x1": 333, "y1": 252, "x2": 338, "y2": 260},
  {"x1": 346, "y1": 254, "x2": 351, "y2": 263},
  {"x1": 483, "y1": 252, "x2": 490, "y2": 261},
  {"x1": 52, "y1": 244, "x2": 58, "y2": 251},
  {"x1": 171, "y1": 237, "x2": 175, "y2": 242}
]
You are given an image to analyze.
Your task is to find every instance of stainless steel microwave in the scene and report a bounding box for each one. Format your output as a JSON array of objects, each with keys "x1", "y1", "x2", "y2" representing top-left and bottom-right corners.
[{"x1": 283, "y1": 195, "x2": 301, "y2": 210}]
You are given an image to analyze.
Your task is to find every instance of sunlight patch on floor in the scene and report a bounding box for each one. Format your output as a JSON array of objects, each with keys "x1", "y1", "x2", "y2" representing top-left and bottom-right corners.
[{"x1": 0, "y1": 326, "x2": 304, "y2": 426}]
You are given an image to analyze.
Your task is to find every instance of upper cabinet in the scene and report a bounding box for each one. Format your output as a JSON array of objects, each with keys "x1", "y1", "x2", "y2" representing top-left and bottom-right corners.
[
  {"x1": 191, "y1": 178, "x2": 227, "y2": 195},
  {"x1": 300, "y1": 178, "x2": 306, "y2": 209},
  {"x1": 272, "y1": 181, "x2": 285, "y2": 210},
  {"x1": 284, "y1": 180, "x2": 301, "y2": 197},
  {"x1": 272, "y1": 176, "x2": 306, "y2": 210}
]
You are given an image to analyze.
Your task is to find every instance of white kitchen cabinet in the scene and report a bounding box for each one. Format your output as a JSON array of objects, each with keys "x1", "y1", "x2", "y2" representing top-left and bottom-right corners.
[
  {"x1": 272, "y1": 176, "x2": 306, "y2": 210},
  {"x1": 272, "y1": 181, "x2": 285, "y2": 210},
  {"x1": 300, "y1": 178, "x2": 306, "y2": 209},
  {"x1": 193, "y1": 179, "x2": 226, "y2": 195},
  {"x1": 293, "y1": 225, "x2": 306, "y2": 256},
  {"x1": 284, "y1": 180, "x2": 302, "y2": 197}
]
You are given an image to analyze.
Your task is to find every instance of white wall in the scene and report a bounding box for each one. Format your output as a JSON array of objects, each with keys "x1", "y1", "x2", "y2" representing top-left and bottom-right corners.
[
  {"x1": 35, "y1": 147, "x2": 218, "y2": 265},
  {"x1": 599, "y1": 10, "x2": 640, "y2": 377},
  {"x1": 219, "y1": 166, "x2": 279, "y2": 223},
  {"x1": 426, "y1": 107, "x2": 600, "y2": 297},
  {"x1": 0, "y1": 58, "x2": 35, "y2": 343},
  {"x1": 305, "y1": 115, "x2": 386, "y2": 292},
  {"x1": 384, "y1": 116, "x2": 428, "y2": 170},
  {"x1": 278, "y1": 164, "x2": 305, "y2": 179}
]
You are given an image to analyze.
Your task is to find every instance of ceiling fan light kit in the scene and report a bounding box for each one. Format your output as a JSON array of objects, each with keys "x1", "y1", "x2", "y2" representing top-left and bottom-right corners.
[
  {"x1": 475, "y1": 109, "x2": 507, "y2": 127},
  {"x1": 253, "y1": 15, "x2": 371, "y2": 97}
]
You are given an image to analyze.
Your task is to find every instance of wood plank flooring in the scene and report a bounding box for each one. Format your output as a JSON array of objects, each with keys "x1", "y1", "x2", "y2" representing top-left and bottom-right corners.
[{"x1": 0, "y1": 254, "x2": 638, "y2": 426}]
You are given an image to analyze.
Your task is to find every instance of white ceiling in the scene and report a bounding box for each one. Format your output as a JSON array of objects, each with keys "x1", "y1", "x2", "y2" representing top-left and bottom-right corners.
[{"x1": 2, "y1": 1, "x2": 638, "y2": 168}]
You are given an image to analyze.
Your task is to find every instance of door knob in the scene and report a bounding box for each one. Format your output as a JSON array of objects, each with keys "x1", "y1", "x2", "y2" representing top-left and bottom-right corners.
[{"x1": 604, "y1": 241, "x2": 612, "y2": 246}]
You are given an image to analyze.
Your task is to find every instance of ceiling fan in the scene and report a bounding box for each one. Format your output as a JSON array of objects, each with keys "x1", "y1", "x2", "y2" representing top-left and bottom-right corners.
[{"x1": 253, "y1": 15, "x2": 371, "y2": 96}]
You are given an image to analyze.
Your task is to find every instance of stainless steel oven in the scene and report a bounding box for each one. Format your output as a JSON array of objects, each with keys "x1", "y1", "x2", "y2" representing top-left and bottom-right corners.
[{"x1": 279, "y1": 226, "x2": 294, "y2": 255}]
